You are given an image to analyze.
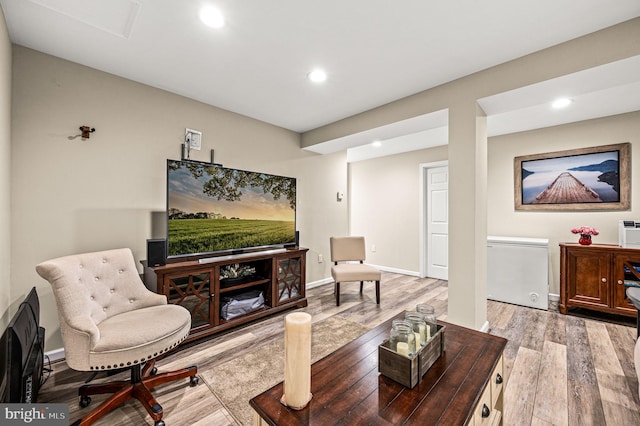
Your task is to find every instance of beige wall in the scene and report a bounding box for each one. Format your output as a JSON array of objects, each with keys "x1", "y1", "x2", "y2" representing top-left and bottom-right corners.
[
  {"x1": 297, "y1": 150, "x2": 350, "y2": 281},
  {"x1": 349, "y1": 145, "x2": 447, "y2": 272},
  {"x1": 11, "y1": 46, "x2": 347, "y2": 351},
  {"x1": 0, "y1": 7, "x2": 11, "y2": 328},
  {"x1": 488, "y1": 111, "x2": 640, "y2": 295}
]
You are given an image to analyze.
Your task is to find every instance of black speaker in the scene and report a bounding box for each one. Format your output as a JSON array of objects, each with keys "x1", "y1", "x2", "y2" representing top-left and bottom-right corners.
[{"x1": 147, "y1": 239, "x2": 166, "y2": 267}]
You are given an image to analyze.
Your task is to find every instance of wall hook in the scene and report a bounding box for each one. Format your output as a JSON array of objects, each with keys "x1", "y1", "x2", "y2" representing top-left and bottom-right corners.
[
  {"x1": 80, "y1": 126, "x2": 96, "y2": 139},
  {"x1": 68, "y1": 126, "x2": 96, "y2": 141}
]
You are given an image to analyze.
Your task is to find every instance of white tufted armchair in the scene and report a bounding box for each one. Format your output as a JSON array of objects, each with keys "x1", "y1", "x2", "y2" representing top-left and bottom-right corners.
[{"x1": 36, "y1": 248, "x2": 198, "y2": 426}]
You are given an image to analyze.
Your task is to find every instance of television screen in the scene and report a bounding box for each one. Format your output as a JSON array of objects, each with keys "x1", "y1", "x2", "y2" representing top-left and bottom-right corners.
[{"x1": 167, "y1": 160, "x2": 296, "y2": 259}]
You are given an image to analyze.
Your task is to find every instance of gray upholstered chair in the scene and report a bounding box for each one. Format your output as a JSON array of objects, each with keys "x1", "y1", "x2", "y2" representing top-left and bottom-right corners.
[
  {"x1": 36, "y1": 248, "x2": 198, "y2": 426},
  {"x1": 330, "y1": 236, "x2": 381, "y2": 306}
]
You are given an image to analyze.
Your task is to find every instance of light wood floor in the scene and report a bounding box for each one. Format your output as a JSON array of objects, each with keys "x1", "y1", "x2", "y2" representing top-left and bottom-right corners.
[{"x1": 38, "y1": 273, "x2": 640, "y2": 425}]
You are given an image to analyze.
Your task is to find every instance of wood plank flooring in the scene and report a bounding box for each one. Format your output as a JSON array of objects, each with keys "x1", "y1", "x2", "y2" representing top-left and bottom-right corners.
[{"x1": 37, "y1": 273, "x2": 640, "y2": 425}]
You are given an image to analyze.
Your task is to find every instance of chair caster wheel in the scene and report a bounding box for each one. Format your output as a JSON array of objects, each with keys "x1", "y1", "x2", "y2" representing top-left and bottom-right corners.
[
  {"x1": 150, "y1": 367, "x2": 158, "y2": 375},
  {"x1": 190, "y1": 375, "x2": 200, "y2": 387},
  {"x1": 154, "y1": 420, "x2": 165, "y2": 426},
  {"x1": 79, "y1": 395, "x2": 91, "y2": 408}
]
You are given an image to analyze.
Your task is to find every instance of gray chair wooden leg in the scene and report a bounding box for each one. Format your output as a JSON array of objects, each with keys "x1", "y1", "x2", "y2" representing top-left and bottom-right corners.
[
  {"x1": 360, "y1": 281, "x2": 364, "y2": 293},
  {"x1": 375, "y1": 281, "x2": 380, "y2": 304},
  {"x1": 336, "y1": 282, "x2": 341, "y2": 306}
]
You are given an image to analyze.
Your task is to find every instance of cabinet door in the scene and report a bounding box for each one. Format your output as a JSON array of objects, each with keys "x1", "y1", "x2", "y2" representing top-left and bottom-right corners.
[
  {"x1": 566, "y1": 249, "x2": 610, "y2": 308},
  {"x1": 612, "y1": 254, "x2": 640, "y2": 314},
  {"x1": 276, "y1": 255, "x2": 304, "y2": 305},
  {"x1": 164, "y1": 270, "x2": 214, "y2": 331}
]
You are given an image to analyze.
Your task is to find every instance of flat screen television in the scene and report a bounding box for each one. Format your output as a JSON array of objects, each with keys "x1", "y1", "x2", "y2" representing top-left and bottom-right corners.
[{"x1": 167, "y1": 159, "x2": 297, "y2": 260}]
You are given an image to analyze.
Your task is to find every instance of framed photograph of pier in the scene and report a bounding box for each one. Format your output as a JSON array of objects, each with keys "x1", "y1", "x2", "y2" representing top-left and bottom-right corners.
[{"x1": 514, "y1": 143, "x2": 630, "y2": 211}]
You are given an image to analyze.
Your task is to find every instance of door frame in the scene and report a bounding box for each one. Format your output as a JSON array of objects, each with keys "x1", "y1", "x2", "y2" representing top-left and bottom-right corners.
[{"x1": 419, "y1": 160, "x2": 449, "y2": 278}]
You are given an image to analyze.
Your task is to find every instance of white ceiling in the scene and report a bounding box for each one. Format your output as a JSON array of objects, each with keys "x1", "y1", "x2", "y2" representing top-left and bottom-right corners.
[
  {"x1": 1, "y1": 0, "x2": 640, "y2": 158},
  {"x1": 341, "y1": 54, "x2": 640, "y2": 162}
]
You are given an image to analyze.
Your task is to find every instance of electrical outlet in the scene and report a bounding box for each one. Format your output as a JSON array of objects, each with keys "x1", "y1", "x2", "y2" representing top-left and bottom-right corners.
[
  {"x1": 371, "y1": 244, "x2": 376, "y2": 252},
  {"x1": 318, "y1": 254, "x2": 324, "y2": 263}
]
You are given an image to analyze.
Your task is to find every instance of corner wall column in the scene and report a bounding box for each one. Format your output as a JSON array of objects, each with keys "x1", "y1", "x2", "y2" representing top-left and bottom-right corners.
[{"x1": 447, "y1": 102, "x2": 488, "y2": 330}]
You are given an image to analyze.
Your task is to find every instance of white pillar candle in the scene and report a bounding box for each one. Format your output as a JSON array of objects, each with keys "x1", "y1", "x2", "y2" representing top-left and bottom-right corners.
[{"x1": 281, "y1": 312, "x2": 312, "y2": 410}]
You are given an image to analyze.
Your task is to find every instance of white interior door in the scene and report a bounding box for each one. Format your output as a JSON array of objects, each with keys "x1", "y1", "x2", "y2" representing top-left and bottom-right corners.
[{"x1": 427, "y1": 166, "x2": 448, "y2": 279}]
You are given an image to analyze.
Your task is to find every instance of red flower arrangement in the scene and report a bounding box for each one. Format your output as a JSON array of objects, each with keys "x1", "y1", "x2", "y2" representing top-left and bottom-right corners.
[
  {"x1": 570, "y1": 226, "x2": 599, "y2": 236},
  {"x1": 571, "y1": 226, "x2": 599, "y2": 245}
]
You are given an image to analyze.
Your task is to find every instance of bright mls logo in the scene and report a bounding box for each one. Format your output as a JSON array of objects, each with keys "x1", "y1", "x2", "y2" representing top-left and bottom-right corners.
[{"x1": 1, "y1": 404, "x2": 67, "y2": 425}]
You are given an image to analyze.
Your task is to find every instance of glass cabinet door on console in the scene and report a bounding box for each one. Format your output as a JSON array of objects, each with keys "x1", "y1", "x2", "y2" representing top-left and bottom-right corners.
[
  {"x1": 613, "y1": 254, "x2": 640, "y2": 314},
  {"x1": 163, "y1": 270, "x2": 214, "y2": 331},
  {"x1": 276, "y1": 254, "x2": 305, "y2": 305}
]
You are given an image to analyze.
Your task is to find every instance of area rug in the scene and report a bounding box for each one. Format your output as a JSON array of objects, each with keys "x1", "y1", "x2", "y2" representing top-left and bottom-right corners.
[{"x1": 201, "y1": 316, "x2": 370, "y2": 425}]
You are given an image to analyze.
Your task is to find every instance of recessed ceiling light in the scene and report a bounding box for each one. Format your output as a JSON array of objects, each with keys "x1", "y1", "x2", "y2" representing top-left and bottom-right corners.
[
  {"x1": 372, "y1": 141, "x2": 382, "y2": 147},
  {"x1": 552, "y1": 98, "x2": 572, "y2": 109},
  {"x1": 199, "y1": 6, "x2": 225, "y2": 28},
  {"x1": 307, "y1": 69, "x2": 327, "y2": 83}
]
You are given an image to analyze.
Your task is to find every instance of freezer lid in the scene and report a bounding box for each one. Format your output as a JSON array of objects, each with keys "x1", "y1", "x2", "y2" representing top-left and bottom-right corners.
[{"x1": 487, "y1": 236, "x2": 549, "y2": 247}]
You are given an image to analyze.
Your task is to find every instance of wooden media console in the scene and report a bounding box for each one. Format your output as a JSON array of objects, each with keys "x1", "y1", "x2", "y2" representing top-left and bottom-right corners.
[{"x1": 143, "y1": 247, "x2": 308, "y2": 342}]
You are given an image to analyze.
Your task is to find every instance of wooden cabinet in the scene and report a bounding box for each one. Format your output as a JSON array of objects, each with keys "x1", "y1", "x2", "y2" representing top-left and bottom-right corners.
[
  {"x1": 560, "y1": 243, "x2": 639, "y2": 317},
  {"x1": 144, "y1": 248, "x2": 308, "y2": 342}
]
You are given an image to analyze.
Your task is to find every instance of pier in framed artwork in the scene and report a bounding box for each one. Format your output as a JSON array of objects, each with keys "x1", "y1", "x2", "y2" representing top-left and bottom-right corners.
[{"x1": 514, "y1": 142, "x2": 630, "y2": 211}]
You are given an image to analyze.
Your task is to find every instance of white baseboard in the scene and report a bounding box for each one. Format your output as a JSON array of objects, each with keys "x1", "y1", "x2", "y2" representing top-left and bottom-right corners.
[
  {"x1": 306, "y1": 277, "x2": 333, "y2": 289},
  {"x1": 45, "y1": 347, "x2": 65, "y2": 363},
  {"x1": 370, "y1": 265, "x2": 420, "y2": 277},
  {"x1": 549, "y1": 293, "x2": 560, "y2": 302},
  {"x1": 479, "y1": 320, "x2": 490, "y2": 333}
]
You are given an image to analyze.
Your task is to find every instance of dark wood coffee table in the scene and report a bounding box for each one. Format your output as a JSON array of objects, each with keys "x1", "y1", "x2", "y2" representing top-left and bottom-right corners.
[{"x1": 250, "y1": 312, "x2": 507, "y2": 425}]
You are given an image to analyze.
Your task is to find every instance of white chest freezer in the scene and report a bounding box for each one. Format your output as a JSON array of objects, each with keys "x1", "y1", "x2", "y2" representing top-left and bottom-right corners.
[{"x1": 487, "y1": 236, "x2": 549, "y2": 310}]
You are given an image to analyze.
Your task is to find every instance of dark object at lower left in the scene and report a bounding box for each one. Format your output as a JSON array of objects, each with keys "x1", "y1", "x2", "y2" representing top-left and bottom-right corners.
[{"x1": 0, "y1": 287, "x2": 46, "y2": 403}]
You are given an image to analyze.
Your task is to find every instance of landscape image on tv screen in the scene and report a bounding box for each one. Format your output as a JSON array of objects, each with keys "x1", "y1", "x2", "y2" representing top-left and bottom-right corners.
[{"x1": 167, "y1": 160, "x2": 296, "y2": 258}]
